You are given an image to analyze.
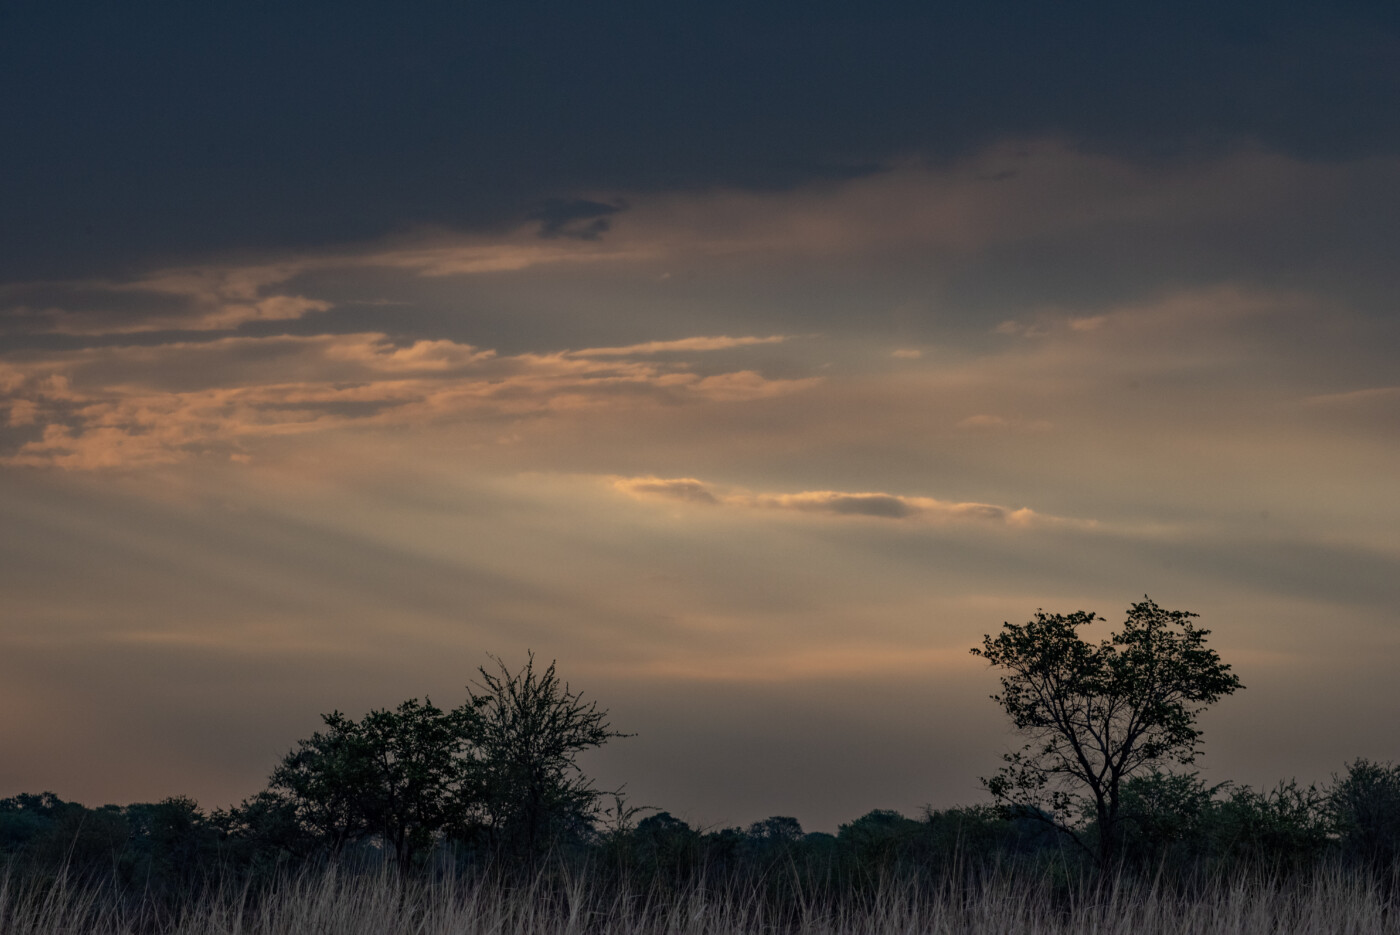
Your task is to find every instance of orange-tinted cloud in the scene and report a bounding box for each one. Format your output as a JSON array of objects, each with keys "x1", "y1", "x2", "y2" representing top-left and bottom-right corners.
[
  {"x1": 0, "y1": 334, "x2": 815, "y2": 469},
  {"x1": 569, "y1": 335, "x2": 787, "y2": 357},
  {"x1": 611, "y1": 475, "x2": 1081, "y2": 528}
]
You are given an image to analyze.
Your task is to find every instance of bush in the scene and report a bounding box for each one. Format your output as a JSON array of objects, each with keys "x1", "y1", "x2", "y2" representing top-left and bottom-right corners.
[
  {"x1": 1206, "y1": 780, "x2": 1330, "y2": 873},
  {"x1": 1328, "y1": 759, "x2": 1400, "y2": 871},
  {"x1": 1116, "y1": 770, "x2": 1217, "y2": 868}
]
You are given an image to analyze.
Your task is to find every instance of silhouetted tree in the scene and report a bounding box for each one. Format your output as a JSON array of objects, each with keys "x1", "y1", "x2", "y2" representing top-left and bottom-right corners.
[
  {"x1": 837, "y1": 809, "x2": 923, "y2": 872},
  {"x1": 972, "y1": 597, "x2": 1242, "y2": 868},
  {"x1": 266, "y1": 697, "x2": 473, "y2": 867},
  {"x1": 746, "y1": 815, "x2": 804, "y2": 843},
  {"x1": 632, "y1": 811, "x2": 700, "y2": 867},
  {"x1": 1328, "y1": 759, "x2": 1400, "y2": 871},
  {"x1": 602, "y1": 811, "x2": 703, "y2": 883},
  {"x1": 467, "y1": 653, "x2": 627, "y2": 862},
  {"x1": 212, "y1": 788, "x2": 311, "y2": 872},
  {"x1": 122, "y1": 796, "x2": 222, "y2": 896},
  {"x1": 0, "y1": 792, "x2": 128, "y2": 880},
  {"x1": 242, "y1": 656, "x2": 625, "y2": 870}
]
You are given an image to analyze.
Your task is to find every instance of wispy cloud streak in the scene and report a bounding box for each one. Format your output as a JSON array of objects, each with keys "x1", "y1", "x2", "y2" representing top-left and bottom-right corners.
[{"x1": 611, "y1": 475, "x2": 1089, "y2": 528}]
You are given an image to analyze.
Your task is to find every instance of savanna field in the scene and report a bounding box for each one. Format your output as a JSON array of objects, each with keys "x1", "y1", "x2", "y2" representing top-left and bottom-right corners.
[
  {"x1": 5, "y1": 612, "x2": 1400, "y2": 934},
  {"x1": 4, "y1": 866, "x2": 1399, "y2": 935}
]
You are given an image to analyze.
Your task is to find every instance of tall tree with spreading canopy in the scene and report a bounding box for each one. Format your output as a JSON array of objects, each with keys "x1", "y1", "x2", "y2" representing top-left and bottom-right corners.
[{"x1": 972, "y1": 597, "x2": 1242, "y2": 867}]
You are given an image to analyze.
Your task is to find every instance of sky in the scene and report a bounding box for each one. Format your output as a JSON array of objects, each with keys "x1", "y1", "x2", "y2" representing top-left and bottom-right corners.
[{"x1": 2, "y1": 1, "x2": 1399, "y2": 832}]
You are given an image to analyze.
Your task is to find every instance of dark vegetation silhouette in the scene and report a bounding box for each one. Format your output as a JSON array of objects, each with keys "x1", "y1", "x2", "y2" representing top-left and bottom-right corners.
[
  {"x1": 972, "y1": 597, "x2": 1243, "y2": 868},
  {"x1": 224, "y1": 653, "x2": 624, "y2": 872},
  {"x1": 3, "y1": 607, "x2": 1399, "y2": 924},
  {"x1": 467, "y1": 653, "x2": 626, "y2": 863}
]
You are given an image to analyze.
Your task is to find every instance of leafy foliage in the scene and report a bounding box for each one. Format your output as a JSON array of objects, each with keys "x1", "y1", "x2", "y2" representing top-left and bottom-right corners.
[
  {"x1": 1210, "y1": 780, "x2": 1331, "y2": 871},
  {"x1": 973, "y1": 597, "x2": 1243, "y2": 865},
  {"x1": 222, "y1": 654, "x2": 625, "y2": 869},
  {"x1": 264, "y1": 697, "x2": 474, "y2": 867},
  {"x1": 1327, "y1": 759, "x2": 1400, "y2": 870},
  {"x1": 1116, "y1": 769, "x2": 1218, "y2": 865}
]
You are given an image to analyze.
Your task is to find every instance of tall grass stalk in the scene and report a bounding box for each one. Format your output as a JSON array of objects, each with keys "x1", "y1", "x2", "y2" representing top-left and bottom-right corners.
[{"x1": 1, "y1": 863, "x2": 1395, "y2": 934}]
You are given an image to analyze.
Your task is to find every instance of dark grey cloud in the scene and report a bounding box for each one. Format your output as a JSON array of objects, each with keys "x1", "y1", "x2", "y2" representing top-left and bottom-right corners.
[
  {"x1": 796, "y1": 493, "x2": 916, "y2": 519},
  {"x1": 3, "y1": 1, "x2": 1398, "y2": 279},
  {"x1": 528, "y1": 199, "x2": 626, "y2": 240}
]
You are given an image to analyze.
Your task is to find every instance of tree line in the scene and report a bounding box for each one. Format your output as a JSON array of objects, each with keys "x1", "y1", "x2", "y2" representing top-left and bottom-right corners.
[{"x1": 3, "y1": 599, "x2": 1399, "y2": 898}]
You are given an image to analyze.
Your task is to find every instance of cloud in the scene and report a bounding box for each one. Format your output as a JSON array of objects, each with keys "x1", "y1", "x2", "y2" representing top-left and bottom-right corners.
[
  {"x1": 612, "y1": 477, "x2": 719, "y2": 505},
  {"x1": 322, "y1": 337, "x2": 497, "y2": 372},
  {"x1": 1304, "y1": 386, "x2": 1400, "y2": 407},
  {"x1": 687, "y1": 371, "x2": 820, "y2": 402},
  {"x1": 0, "y1": 265, "x2": 331, "y2": 335},
  {"x1": 6, "y1": 398, "x2": 37, "y2": 427},
  {"x1": 190, "y1": 295, "x2": 330, "y2": 330},
  {"x1": 113, "y1": 264, "x2": 334, "y2": 332},
  {"x1": 612, "y1": 475, "x2": 1075, "y2": 528},
  {"x1": 13, "y1": 141, "x2": 1400, "y2": 349},
  {"x1": 751, "y1": 490, "x2": 1036, "y2": 525},
  {"x1": 0, "y1": 231, "x2": 648, "y2": 339},
  {"x1": 956, "y1": 414, "x2": 1010, "y2": 429},
  {"x1": 570, "y1": 335, "x2": 787, "y2": 357},
  {"x1": 756, "y1": 491, "x2": 922, "y2": 519},
  {"x1": 1297, "y1": 384, "x2": 1400, "y2": 434},
  {"x1": 957, "y1": 414, "x2": 1054, "y2": 432},
  {"x1": 8, "y1": 2, "x2": 1399, "y2": 286},
  {"x1": 0, "y1": 334, "x2": 819, "y2": 469},
  {"x1": 528, "y1": 198, "x2": 627, "y2": 240},
  {"x1": 593, "y1": 143, "x2": 1370, "y2": 264},
  {"x1": 362, "y1": 239, "x2": 650, "y2": 277}
]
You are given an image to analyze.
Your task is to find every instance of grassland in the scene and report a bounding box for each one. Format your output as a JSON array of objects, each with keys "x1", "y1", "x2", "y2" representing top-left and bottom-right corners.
[{"x1": 3, "y1": 863, "x2": 1397, "y2": 935}]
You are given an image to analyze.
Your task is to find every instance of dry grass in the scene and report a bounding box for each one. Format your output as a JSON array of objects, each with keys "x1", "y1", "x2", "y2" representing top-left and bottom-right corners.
[{"x1": 1, "y1": 864, "x2": 1396, "y2": 934}]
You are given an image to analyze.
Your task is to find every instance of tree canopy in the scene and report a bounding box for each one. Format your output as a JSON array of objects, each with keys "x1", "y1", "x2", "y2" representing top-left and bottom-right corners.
[
  {"x1": 268, "y1": 698, "x2": 472, "y2": 867},
  {"x1": 972, "y1": 597, "x2": 1243, "y2": 866},
  {"x1": 244, "y1": 654, "x2": 625, "y2": 868}
]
